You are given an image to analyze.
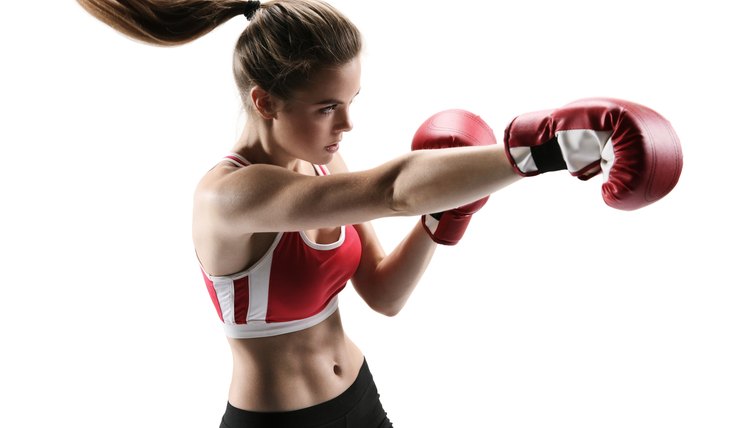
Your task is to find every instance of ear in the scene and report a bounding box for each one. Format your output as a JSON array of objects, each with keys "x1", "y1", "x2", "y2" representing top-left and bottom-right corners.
[{"x1": 249, "y1": 86, "x2": 280, "y2": 120}]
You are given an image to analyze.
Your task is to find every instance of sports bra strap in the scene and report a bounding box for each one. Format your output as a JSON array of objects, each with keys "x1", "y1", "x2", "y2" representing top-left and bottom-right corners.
[
  {"x1": 312, "y1": 164, "x2": 330, "y2": 176},
  {"x1": 224, "y1": 153, "x2": 251, "y2": 167}
]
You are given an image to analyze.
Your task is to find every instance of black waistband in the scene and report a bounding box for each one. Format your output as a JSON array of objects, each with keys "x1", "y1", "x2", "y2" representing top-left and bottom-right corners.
[{"x1": 222, "y1": 359, "x2": 374, "y2": 428}]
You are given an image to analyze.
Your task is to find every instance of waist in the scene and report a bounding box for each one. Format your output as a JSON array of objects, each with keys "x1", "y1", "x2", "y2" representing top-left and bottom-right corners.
[
  {"x1": 222, "y1": 358, "x2": 377, "y2": 427},
  {"x1": 227, "y1": 309, "x2": 364, "y2": 412}
]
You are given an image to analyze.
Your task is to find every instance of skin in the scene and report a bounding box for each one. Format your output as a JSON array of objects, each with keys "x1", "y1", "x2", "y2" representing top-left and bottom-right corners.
[{"x1": 192, "y1": 56, "x2": 521, "y2": 412}]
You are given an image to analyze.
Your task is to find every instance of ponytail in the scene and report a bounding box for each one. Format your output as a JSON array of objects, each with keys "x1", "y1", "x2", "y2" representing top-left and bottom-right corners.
[
  {"x1": 78, "y1": 0, "x2": 362, "y2": 107},
  {"x1": 76, "y1": 0, "x2": 249, "y2": 46}
]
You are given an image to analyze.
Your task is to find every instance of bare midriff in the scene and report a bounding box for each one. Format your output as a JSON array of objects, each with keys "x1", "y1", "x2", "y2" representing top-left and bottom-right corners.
[{"x1": 226, "y1": 309, "x2": 364, "y2": 412}]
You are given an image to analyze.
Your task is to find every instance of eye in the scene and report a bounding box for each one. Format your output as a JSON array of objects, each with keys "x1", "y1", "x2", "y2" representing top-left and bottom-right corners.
[{"x1": 320, "y1": 104, "x2": 338, "y2": 115}]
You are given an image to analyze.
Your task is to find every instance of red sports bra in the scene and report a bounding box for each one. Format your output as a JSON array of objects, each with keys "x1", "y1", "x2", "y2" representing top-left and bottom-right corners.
[{"x1": 200, "y1": 153, "x2": 362, "y2": 338}]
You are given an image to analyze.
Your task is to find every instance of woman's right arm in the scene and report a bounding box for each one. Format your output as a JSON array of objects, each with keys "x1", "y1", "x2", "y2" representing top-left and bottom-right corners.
[{"x1": 197, "y1": 145, "x2": 520, "y2": 235}]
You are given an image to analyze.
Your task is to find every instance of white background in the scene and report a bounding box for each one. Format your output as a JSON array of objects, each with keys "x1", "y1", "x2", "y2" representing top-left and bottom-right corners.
[{"x1": 1, "y1": 1, "x2": 748, "y2": 427}]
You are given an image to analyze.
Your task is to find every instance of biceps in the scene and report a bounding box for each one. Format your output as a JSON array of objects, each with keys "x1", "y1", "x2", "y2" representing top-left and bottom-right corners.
[{"x1": 214, "y1": 166, "x2": 399, "y2": 234}]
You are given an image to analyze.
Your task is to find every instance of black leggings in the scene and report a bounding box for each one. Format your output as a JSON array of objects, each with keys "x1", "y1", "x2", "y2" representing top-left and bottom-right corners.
[{"x1": 220, "y1": 359, "x2": 393, "y2": 428}]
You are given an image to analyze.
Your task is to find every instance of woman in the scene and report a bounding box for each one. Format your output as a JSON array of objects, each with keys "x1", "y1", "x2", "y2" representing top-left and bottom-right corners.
[
  {"x1": 75, "y1": 0, "x2": 680, "y2": 426},
  {"x1": 75, "y1": 1, "x2": 518, "y2": 425}
]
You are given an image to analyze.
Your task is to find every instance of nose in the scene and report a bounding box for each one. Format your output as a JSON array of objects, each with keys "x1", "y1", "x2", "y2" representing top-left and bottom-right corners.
[{"x1": 334, "y1": 106, "x2": 354, "y2": 133}]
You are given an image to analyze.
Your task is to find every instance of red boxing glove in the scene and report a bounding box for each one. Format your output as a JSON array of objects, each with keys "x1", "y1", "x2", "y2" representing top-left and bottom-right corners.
[
  {"x1": 411, "y1": 109, "x2": 496, "y2": 245},
  {"x1": 504, "y1": 98, "x2": 683, "y2": 210}
]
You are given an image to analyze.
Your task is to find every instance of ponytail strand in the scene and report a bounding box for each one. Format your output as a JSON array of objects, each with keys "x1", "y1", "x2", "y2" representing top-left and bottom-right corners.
[{"x1": 76, "y1": 0, "x2": 250, "y2": 46}]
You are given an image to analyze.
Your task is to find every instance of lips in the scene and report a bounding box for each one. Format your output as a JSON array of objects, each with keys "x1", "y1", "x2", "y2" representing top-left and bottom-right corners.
[{"x1": 325, "y1": 143, "x2": 339, "y2": 153}]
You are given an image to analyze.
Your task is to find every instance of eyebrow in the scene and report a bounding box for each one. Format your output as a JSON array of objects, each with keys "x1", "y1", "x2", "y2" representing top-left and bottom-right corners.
[{"x1": 312, "y1": 89, "x2": 361, "y2": 105}]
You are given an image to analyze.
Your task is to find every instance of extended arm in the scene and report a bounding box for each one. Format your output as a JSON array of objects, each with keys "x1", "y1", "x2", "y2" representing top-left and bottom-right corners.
[{"x1": 196, "y1": 145, "x2": 518, "y2": 236}]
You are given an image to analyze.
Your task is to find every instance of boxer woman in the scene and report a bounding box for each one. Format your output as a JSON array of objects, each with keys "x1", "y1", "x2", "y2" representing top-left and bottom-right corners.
[{"x1": 76, "y1": 1, "x2": 681, "y2": 426}]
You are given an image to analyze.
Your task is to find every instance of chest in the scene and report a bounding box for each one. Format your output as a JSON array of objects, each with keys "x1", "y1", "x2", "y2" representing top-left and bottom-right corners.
[{"x1": 303, "y1": 227, "x2": 342, "y2": 246}]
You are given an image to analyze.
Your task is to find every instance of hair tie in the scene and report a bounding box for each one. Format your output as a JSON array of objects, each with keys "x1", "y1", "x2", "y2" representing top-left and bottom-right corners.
[{"x1": 244, "y1": 1, "x2": 261, "y2": 20}]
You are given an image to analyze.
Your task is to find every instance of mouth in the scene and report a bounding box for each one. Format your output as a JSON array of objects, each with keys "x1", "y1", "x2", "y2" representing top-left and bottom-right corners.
[{"x1": 325, "y1": 142, "x2": 340, "y2": 153}]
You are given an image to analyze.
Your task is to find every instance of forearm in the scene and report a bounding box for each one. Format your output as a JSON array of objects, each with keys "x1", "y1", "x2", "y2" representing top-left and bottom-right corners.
[
  {"x1": 392, "y1": 145, "x2": 519, "y2": 216},
  {"x1": 354, "y1": 222, "x2": 437, "y2": 316}
]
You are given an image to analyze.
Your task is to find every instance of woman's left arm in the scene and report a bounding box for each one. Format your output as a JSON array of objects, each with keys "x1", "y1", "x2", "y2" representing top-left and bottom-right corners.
[{"x1": 351, "y1": 220, "x2": 436, "y2": 316}]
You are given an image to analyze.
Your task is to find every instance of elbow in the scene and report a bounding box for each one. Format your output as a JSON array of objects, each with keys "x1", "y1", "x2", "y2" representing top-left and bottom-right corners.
[
  {"x1": 382, "y1": 155, "x2": 420, "y2": 217},
  {"x1": 357, "y1": 283, "x2": 404, "y2": 317},
  {"x1": 389, "y1": 184, "x2": 417, "y2": 217},
  {"x1": 368, "y1": 299, "x2": 404, "y2": 318},
  {"x1": 374, "y1": 306, "x2": 402, "y2": 318},
  {"x1": 387, "y1": 187, "x2": 410, "y2": 217},
  {"x1": 379, "y1": 168, "x2": 408, "y2": 216}
]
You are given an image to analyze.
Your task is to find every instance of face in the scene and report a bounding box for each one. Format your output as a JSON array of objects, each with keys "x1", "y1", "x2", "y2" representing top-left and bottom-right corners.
[{"x1": 271, "y1": 57, "x2": 362, "y2": 166}]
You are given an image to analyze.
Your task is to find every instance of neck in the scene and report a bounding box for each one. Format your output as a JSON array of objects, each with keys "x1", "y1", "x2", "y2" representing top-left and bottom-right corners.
[{"x1": 232, "y1": 116, "x2": 303, "y2": 171}]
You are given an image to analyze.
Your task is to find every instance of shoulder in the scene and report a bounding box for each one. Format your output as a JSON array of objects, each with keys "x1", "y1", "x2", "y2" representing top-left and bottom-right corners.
[
  {"x1": 196, "y1": 161, "x2": 291, "y2": 195},
  {"x1": 194, "y1": 161, "x2": 293, "y2": 219},
  {"x1": 194, "y1": 162, "x2": 244, "y2": 205}
]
